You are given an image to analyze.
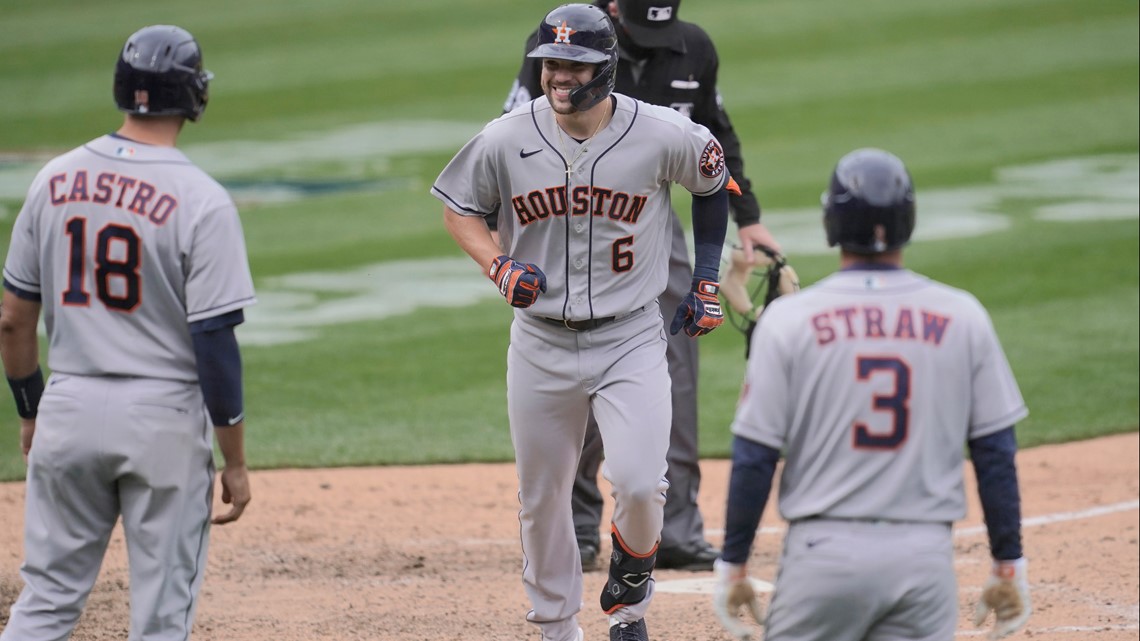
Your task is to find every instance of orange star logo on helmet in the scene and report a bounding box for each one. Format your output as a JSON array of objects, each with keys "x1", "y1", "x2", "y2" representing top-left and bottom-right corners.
[{"x1": 553, "y1": 20, "x2": 577, "y2": 44}]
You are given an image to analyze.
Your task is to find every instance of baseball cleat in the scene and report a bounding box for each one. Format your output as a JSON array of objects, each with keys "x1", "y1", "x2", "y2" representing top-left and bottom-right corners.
[
  {"x1": 579, "y1": 540, "x2": 600, "y2": 570},
  {"x1": 608, "y1": 617, "x2": 648, "y2": 641},
  {"x1": 655, "y1": 541, "x2": 719, "y2": 571}
]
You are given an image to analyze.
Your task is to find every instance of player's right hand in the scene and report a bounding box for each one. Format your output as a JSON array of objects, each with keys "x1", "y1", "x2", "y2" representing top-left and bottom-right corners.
[
  {"x1": 712, "y1": 559, "x2": 764, "y2": 640},
  {"x1": 213, "y1": 464, "x2": 252, "y2": 525},
  {"x1": 972, "y1": 557, "x2": 1031, "y2": 640},
  {"x1": 489, "y1": 255, "x2": 547, "y2": 309}
]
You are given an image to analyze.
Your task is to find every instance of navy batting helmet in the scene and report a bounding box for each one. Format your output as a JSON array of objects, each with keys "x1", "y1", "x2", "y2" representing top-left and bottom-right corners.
[
  {"x1": 527, "y1": 4, "x2": 618, "y2": 111},
  {"x1": 823, "y1": 148, "x2": 916, "y2": 254},
  {"x1": 114, "y1": 25, "x2": 212, "y2": 122}
]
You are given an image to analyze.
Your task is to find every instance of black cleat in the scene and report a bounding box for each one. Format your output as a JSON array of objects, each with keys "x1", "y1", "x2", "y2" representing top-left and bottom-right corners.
[
  {"x1": 609, "y1": 618, "x2": 648, "y2": 641},
  {"x1": 579, "y1": 540, "x2": 599, "y2": 570},
  {"x1": 654, "y1": 541, "x2": 720, "y2": 571}
]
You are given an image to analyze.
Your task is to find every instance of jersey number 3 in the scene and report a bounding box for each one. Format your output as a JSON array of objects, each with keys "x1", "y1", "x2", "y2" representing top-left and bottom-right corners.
[
  {"x1": 62, "y1": 217, "x2": 141, "y2": 312},
  {"x1": 853, "y1": 356, "x2": 910, "y2": 450}
]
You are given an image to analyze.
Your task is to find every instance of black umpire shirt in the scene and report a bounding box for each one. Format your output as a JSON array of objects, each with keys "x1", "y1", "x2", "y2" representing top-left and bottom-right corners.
[{"x1": 500, "y1": 10, "x2": 762, "y2": 229}]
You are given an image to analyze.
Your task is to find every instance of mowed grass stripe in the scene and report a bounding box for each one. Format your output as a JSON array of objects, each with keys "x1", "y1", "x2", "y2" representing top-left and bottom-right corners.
[
  {"x1": 733, "y1": 93, "x2": 1138, "y2": 205},
  {"x1": 0, "y1": 0, "x2": 1135, "y2": 478},
  {"x1": 703, "y1": 0, "x2": 1134, "y2": 47},
  {"x1": 716, "y1": 17, "x2": 1137, "y2": 107}
]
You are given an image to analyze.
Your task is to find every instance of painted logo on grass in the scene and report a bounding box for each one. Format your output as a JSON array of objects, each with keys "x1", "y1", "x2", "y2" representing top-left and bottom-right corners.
[
  {"x1": 238, "y1": 153, "x2": 1136, "y2": 346},
  {"x1": 0, "y1": 126, "x2": 1133, "y2": 346}
]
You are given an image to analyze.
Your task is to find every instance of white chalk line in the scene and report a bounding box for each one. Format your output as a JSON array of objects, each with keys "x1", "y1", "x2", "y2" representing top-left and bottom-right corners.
[
  {"x1": 702, "y1": 499, "x2": 1140, "y2": 539},
  {"x1": 436, "y1": 500, "x2": 1140, "y2": 549},
  {"x1": 953, "y1": 499, "x2": 1140, "y2": 538},
  {"x1": 955, "y1": 624, "x2": 1139, "y2": 636},
  {"x1": 659, "y1": 499, "x2": 1140, "y2": 634},
  {"x1": 423, "y1": 501, "x2": 1140, "y2": 635}
]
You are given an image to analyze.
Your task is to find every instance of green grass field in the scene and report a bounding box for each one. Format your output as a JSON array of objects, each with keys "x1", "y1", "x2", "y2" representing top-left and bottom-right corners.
[{"x1": 0, "y1": 0, "x2": 1137, "y2": 481}]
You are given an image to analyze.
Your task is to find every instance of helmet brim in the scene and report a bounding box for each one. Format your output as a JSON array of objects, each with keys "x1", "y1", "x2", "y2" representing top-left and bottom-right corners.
[{"x1": 527, "y1": 43, "x2": 610, "y2": 64}]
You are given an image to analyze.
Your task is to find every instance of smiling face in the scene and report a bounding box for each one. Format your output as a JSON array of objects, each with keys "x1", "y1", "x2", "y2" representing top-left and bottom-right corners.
[{"x1": 540, "y1": 58, "x2": 597, "y2": 115}]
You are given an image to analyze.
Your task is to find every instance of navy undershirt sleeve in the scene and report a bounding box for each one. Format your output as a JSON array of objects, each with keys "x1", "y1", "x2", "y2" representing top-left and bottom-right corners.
[
  {"x1": 968, "y1": 426, "x2": 1023, "y2": 560},
  {"x1": 722, "y1": 435, "x2": 781, "y2": 564},
  {"x1": 690, "y1": 188, "x2": 729, "y2": 283},
  {"x1": 190, "y1": 310, "x2": 245, "y2": 427}
]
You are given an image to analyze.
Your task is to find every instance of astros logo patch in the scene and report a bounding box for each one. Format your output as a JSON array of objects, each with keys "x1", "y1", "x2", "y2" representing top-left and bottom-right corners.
[
  {"x1": 553, "y1": 20, "x2": 577, "y2": 44},
  {"x1": 699, "y1": 140, "x2": 726, "y2": 178}
]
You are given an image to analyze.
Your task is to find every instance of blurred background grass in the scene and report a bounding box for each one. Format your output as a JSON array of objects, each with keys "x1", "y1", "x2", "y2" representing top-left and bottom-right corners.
[{"x1": 0, "y1": 0, "x2": 1136, "y2": 480}]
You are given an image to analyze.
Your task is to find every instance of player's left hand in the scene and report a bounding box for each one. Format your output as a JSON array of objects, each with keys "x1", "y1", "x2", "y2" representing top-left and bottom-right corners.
[
  {"x1": 712, "y1": 559, "x2": 764, "y2": 640},
  {"x1": 671, "y1": 280, "x2": 724, "y2": 337},
  {"x1": 972, "y1": 557, "x2": 1031, "y2": 640},
  {"x1": 212, "y1": 464, "x2": 252, "y2": 525}
]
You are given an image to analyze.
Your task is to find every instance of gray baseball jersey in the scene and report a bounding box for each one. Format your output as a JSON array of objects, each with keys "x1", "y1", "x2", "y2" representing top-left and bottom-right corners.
[
  {"x1": 734, "y1": 268, "x2": 1028, "y2": 522},
  {"x1": 432, "y1": 93, "x2": 728, "y2": 321},
  {"x1": 3, "y1": 133, "x2": 256, "y2": 381},
  {"x1": 432, "y1": 92, "x2": 729, "y2": 640},
  {"x1": 0, "y1": 133, "x2": 255, "y2": 641}
]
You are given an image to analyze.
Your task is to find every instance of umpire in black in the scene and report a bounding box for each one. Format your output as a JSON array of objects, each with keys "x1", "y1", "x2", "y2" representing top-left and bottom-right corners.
[{"x1": 499, "y1": 0, "x2": 781, "y2": 571}]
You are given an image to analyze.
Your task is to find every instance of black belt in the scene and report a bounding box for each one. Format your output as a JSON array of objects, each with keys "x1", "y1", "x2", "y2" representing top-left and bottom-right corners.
[
  {"x1": 533, "y1": 305, "x2": 648, "y2": 332},
  {"x1": 535, "y1": 315, "x2": 620, "y2": 331},
  {"x1": 795, "y1": 515, "x2": 942, "y2": 526}
]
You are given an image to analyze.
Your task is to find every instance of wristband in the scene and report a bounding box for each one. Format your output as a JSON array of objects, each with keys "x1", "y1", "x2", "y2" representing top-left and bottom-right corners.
[{"x1": 7, "y1": 366, "x2": 45, "y2": 419}]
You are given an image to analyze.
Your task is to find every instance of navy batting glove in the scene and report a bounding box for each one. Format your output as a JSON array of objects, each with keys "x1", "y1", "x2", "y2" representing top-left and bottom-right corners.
[
  {"x1": 489, "y1": 255, "x2": 547, "y2": 309},
  {"x1": 671, "y1": 280, "x2": 725, "y2": 337}
]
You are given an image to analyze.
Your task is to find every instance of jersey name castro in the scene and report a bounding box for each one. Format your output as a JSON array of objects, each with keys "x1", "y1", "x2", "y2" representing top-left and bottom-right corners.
[
  {"x1": 46, "y1": 169, "x2": 179, "y2": 225},
  {"x1": 4, "y1": 135, "x2": 256, "y2": 381},
  {"x1": 431, "y1": 94, "x2": 728, "y2": 320}
]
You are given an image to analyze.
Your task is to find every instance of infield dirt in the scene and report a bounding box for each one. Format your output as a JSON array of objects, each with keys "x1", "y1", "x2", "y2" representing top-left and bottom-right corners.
[{"x1": 2, "y1": 432, "x2": 1137, "y2": 640}]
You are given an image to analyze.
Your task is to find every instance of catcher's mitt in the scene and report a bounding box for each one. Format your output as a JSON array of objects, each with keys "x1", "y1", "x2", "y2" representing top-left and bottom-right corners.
[{"x1": 719, "y1": 244, "x2": 800, "y2": 357}]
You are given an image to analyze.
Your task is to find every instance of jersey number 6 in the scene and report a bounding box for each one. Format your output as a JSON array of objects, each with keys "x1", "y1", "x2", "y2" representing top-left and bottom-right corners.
[
  {"x1": 62, "y1": 217, "x2": 142, "y2": 312},
  {"x1": 853, "y1": 355, "x2": 910, "y2": 450},
  {"x1": 612, "y1": 235, "x2": 634, "y2": 272}
]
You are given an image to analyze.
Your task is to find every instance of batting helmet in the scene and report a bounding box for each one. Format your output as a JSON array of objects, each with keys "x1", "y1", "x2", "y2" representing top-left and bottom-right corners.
[
  {"x1": 113, "y1": 25, "x2": 212, "y2": 122},
  {"x1": 823, "y1": 148, "x2": 916, "y2": 254},
  {"x1": 526, "y1": 4, "x2": 618, "y2": 111}
]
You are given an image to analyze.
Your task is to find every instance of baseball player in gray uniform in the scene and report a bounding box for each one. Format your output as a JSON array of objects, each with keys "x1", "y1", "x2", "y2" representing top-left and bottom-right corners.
[
  {"x1": 431, "y1": 5, "x2": 734, "y2": 641},
  {"x1": 501, "y1": 0, "x2": 781, "y2": 572},
  {"x1": 1, "y1": 25, "x2": 255, "y2": 641},
  {"x1": 711, "y1": 148, "x2": 1031, "y2": 641}
]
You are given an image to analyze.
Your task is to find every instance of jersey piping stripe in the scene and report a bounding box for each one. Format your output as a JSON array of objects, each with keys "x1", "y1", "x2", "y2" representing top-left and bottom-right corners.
[
  {"x1": 188, "y1": 296, "x2": 258, "y2": 320},
  {"x1": 429, "y1": 186, "x2": 493, "y2": 217},
  {"x1": 528, "y1": 101, "x2": 574, "y2": 320},
  {"x1": 180, "y1": 467, "x2": 213, "y2": 641},
  {"x1": 584, "y1": 97, "x2": 637, "y2": 319},
  {"x1": 2, "y1": 274, "x2": 41, "y2": 297}
]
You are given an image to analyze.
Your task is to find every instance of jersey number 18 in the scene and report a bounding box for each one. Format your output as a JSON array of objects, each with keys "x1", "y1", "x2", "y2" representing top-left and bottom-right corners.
[{"x1": 62, "y1": 217, "x2": 141, "y2": 312}]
